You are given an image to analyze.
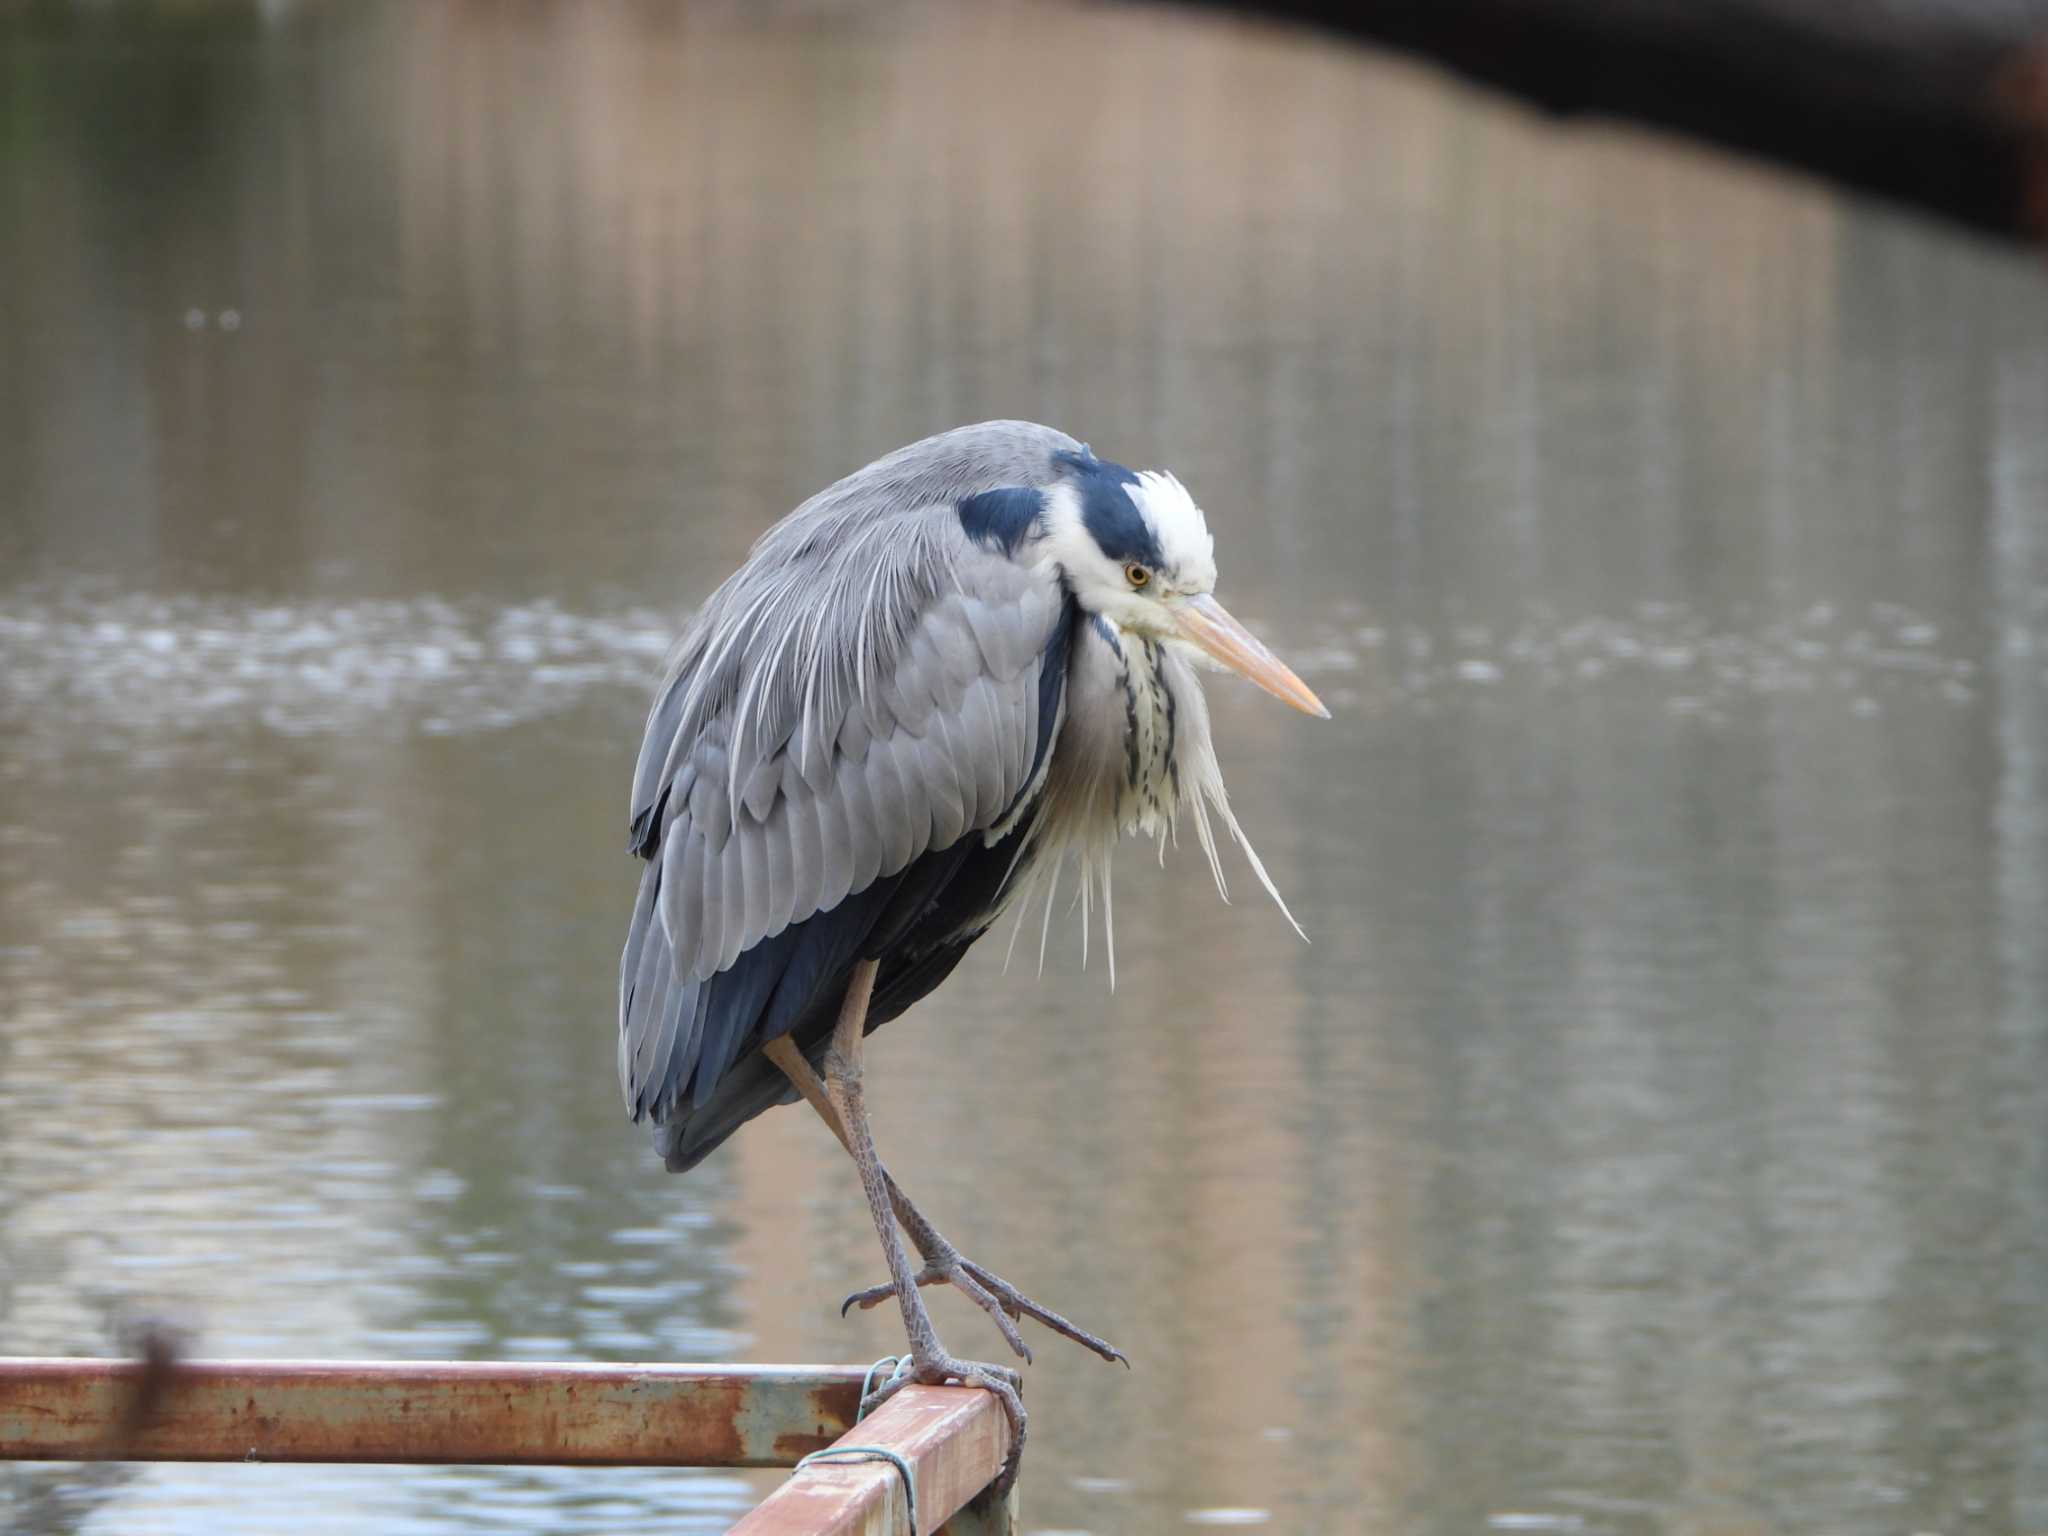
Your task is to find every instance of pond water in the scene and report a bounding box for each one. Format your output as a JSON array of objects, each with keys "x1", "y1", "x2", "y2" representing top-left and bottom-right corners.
[{"x1": 5, "y1": 4, "x2": 2048, "y2": 1533}]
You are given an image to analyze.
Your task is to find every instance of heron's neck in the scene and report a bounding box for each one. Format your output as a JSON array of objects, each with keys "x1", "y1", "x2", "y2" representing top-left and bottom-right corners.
[{"x1": 1083, "y1": 614, "x2": 1180, "y2": 836}]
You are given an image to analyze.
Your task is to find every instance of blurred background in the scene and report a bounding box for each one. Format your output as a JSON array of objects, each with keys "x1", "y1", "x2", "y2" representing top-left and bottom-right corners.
[{"x1": 5, "y1": 2, "x2": 2048, "y2": 1533}]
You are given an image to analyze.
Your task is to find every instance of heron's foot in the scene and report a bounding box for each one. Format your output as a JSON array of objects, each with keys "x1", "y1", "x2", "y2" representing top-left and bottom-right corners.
[
  {"x1": 864, "y1": 1348, "x2": 1028, "y2": 1496},
  {"x1": 843, "y1": 1238, "x2": 1129, "y2": 1369}
]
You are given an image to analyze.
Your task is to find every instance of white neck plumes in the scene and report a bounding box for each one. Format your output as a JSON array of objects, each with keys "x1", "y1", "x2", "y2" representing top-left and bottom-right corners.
[{"x1": 998, "y1": 611, "x2": 1304, "y2": 989}]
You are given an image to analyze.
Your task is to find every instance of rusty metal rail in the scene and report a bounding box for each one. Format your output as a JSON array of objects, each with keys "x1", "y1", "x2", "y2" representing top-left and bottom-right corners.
[
  {"x1": 0, "y1": 1358, "x2": 1014, "y2": 1533},
  {"x1": 0, "y1": 1359, "x2": 862, "y2": 1467},
  {"x1": 732, "y1": 1384, "x2": 1012, "y2": 1536}
]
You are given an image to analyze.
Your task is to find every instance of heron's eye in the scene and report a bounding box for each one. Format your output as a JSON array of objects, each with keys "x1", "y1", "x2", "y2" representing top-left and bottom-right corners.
[{"x1": 1124, "y1": 562, "x2": 1151, "y2": 589}]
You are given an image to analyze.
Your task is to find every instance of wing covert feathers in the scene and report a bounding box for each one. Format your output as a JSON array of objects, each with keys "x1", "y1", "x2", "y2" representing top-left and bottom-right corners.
[{"x1": 619, "y1": 517, "x2": 1066, "y2": 1121}]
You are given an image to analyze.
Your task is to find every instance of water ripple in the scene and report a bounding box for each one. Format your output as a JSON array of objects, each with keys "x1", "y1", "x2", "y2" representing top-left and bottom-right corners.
[
  {"x1": 1298, "y1": 597, "x2": 2034, "y2": 722},
  {"x1": 0, "y1": 585, "x2": 679, "y2": 740},
  {"x1": 5, "y1": 587, "x2": 2031, "y2": 750}
]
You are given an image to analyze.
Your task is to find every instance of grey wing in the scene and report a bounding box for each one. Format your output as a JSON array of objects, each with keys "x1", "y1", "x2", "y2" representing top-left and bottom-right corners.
[{"x1": 618, "y1": 511, "x2": 1066, "y2": 1125}]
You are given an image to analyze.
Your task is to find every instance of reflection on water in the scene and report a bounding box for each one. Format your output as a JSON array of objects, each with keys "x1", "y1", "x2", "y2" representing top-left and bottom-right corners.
[
  {"x1": 5, "y1": 2, "x2": 2048, "y2": 1533},
  {"x1": 0, "y1": 588, "x2": 675, "y2": 736}
]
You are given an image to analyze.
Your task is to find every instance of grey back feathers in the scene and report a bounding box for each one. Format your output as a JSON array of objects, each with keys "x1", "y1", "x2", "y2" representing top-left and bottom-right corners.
[{"x1": 621, "y1": 423, "x2": 1082, "y2": 1129}]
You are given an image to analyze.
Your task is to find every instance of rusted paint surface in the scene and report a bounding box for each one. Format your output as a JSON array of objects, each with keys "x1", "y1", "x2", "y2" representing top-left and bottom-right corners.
[
  {"x1": 0, "y1": 1359, "x2": 863, "y2": 1467},
  {"x1": 732, "y1": 1385, "x2": 1013, "y2": 1536}
]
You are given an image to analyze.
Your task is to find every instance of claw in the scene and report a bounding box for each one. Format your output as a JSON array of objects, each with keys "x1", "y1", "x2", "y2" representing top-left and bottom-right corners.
[
  {"x1": 862, "y1": 1350, "x2": 1027, "y2": 1497},
  {"x1": 839, "y1": 1264, "x2": 947, "y2": 1318}
]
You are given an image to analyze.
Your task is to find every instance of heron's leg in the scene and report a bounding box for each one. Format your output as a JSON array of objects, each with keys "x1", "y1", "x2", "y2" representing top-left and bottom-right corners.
[
  {"x1": 818, "y1": 959, "x2": 1028, "y2": 1488},
  {"x1": 764, "y1": 1036, "x2": 1126, "y2": 1367},
  {"x1": 765, "y1": 1035, "x2": 1029, "y2": 1359}
]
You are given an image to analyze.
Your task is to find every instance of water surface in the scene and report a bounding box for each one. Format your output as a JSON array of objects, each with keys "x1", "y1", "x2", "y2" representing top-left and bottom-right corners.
[{"x1": 5, "y1": 4, "x2": 2048, "y2": 1533}]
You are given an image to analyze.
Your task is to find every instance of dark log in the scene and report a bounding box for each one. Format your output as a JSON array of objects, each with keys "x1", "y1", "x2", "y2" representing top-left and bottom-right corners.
[{"x1": 1190, "y1": 0, "x2": 2048, "y2": 246}]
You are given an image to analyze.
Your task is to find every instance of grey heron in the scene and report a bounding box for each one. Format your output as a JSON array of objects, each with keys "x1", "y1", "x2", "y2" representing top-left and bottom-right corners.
[{"x1": 618, "y1": 421, "x2": 1325, "y2": 1468}]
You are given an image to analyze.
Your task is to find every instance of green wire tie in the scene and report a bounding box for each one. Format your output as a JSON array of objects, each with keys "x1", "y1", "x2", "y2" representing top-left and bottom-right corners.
[
  {"x1": 792, "y1": 1444, "x2": 918, "y2": 1532},
  {"x1": 791, "y1": 1357, "x2": 918, "y2": 1532},
  {"x1": 859, "y1": 1353, "x2": 910, "y2": 1412}
]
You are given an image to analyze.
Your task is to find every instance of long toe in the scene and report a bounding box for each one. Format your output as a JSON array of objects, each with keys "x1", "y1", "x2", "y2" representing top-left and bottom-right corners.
[
  {"x1": 840, "y1": 1261, "x2": 953, "y2": 1319},
  {"x1": 843, "y1": 1250, "x2": 1124, "y2": 1367},
  {"x1": 844, "y1": 1263, "x2": 1033, "y2": 1362},
  {"x1": 958, "y1": 1259, "x2": 1128, "y2": 1367}
]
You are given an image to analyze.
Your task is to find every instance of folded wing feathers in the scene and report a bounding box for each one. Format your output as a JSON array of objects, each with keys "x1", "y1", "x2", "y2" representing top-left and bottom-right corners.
[
  {"x1": 784, "y1": 782, "x2": 825, "y2": 928},
  {"x1": 619, "y1": 451, "x2": 1088, "y2": 1123},
  {"x1": 645, "y1": 536, "x2": 1059, "y2": 997},
  {"x1": 836, "y1": 750, "x2": 883, "y2": 896},
  {"x1": 667, "y1": 828, "x2": 705, "y2": 989},
  {"x1": 714, "y1": 827, "x2": 746, "y2": 976},
  {"x1": 814, "y1": 786, "x2": 857, "y2": 914}
]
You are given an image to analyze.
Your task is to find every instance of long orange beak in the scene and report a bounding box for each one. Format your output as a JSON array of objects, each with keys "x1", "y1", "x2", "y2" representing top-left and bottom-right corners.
[{"x1": 1173, "y1": 593, "x2": 1330, "y2": 718}]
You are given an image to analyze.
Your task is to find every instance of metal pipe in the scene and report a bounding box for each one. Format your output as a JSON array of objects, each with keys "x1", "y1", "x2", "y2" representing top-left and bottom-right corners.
[
  {"x1": 732, "y1": 1384, "x2": 1014, "y2": 1536},
  {"x1": 0, "y1": 1358, "x2": 864, "y2": 1468}
]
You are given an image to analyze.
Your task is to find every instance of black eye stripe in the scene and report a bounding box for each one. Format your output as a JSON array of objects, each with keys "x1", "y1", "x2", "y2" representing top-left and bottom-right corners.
[{"x1": 1053, "y1": 449, "x2": 1167, "y2": 568}]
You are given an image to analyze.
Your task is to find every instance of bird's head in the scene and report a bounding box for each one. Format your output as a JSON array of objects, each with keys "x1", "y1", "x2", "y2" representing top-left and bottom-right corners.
[{"x1": 1040, "y1": 450, "x2": 1328, "y2": 718}]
